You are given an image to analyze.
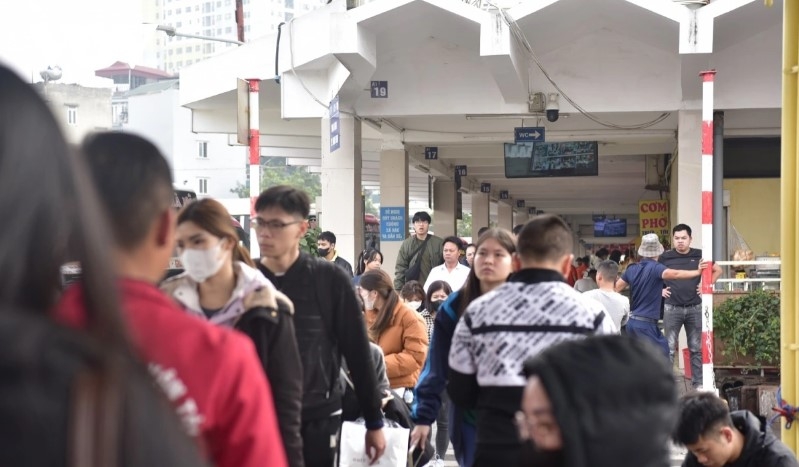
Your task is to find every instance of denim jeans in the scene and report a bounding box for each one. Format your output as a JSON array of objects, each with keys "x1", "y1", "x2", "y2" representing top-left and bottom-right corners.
[
  {"x1": 436, "y1": 391, "x2": 450, "y2": 457},
  {"x1": 664, "y1": 304, "x2": 702, "y2": 388}
]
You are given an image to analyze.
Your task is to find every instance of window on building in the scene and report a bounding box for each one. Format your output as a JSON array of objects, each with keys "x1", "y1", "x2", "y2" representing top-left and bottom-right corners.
[
  {"x1": 194, "y1": 5, "x2": 199, "y2": 11},
  {"x1": 187, "y1": 60, "x2": 193, "y2": 65},
  {"x1": 176, "y1": 7, "x2": 181, "y2": 14},
  {"x1": 225, "y1": 26, "x2": 232, "y2": 33},
  {"x1": 203, "y1": 1, "x2": 212, "y2": 12},
  {"x1": 169, "y1": 49, "x2": 174, "y2": 55},
  {"x1": 177, "y1": 60, "x2": 183, "y2": 67},
  {"x1": 216, "y1": 28, "x2": 222, "y2": 35},
  {"x1": 176, "y1": 47, "x2": 183, "y2": 53},
  {"x1": 204, "y1": 43, "x2": 214, "y2": 53},
  {"x1": 216, "y1": 1, "x2": 221, "y2": 6},
  {"x1": 195, "y1": 45, "x2": 201, "y2": 51},
  {"x1": 203, "y1": 16, "x2": 212, "y2": 26},
  {"x1": 285, "y1": 0, "x2": 293, "y2": 8},
  {"x1": 167, "y1": 9, "x2": 172, "y2": 15},
  {"x1": 66, "y1": 105, "x2": 77, "y2": 126},
  {"x1": 244, "y1": 11, "x2": 251, "y2": 18},
  {"x1": 176, "y1": 21, "x2": 182, "y2": 27},
  {"x1": 197, "y1": 141, "x2": 208, "y2": 159},
  {"x1": 198, "y1": 178, "x2": 209, "y2": 194},
  {"x1": 285, "y1": 11, "x2": 293, "y2": 21}
]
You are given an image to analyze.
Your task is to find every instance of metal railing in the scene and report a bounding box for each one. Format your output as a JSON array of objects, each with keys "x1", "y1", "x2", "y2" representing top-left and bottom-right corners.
[{"x1": 714, "y1": 260, "x2": 781, "y2": 292}]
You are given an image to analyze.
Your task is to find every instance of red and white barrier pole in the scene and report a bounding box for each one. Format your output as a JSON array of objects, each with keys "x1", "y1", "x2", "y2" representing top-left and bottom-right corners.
[
  {"x1": 700, "y1": 69, "x2": 716, "y2": 392},
  {"x1": 248, "y1": 79, "x2": 261, "y2": 258}
]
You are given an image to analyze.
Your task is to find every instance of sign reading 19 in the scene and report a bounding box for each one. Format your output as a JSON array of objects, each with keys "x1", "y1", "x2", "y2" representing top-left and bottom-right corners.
[{"x1": 371, "y1": 81, "x2": 388, "y2": 98}]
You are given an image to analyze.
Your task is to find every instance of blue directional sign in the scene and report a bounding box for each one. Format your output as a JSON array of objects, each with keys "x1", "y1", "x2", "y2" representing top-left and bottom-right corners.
[
  {"x1": 455, "y1": 165, "x2": 467, "y2": 176},
  {"x1": 499, "y1": 190, "x2": 509, "y2": 200},
  {"x1": 480, "y1": 183, "x2": 491, "y2": 193},
  {"x1": 371, "y1": 81, "x2": 388, "y2": 98},
  {"x1": 424, "y1": 147, "x2": 438, "y2": 160},
  {"x1": 380, "y1": 206, "x2": 406, "y2": 241},
  {"x1": 516, "y1": 200, "x2": 525, "y2": 208},
  {"x1": 514, "y1": 127, "x2": 546, "y2": 143},
  {"x1": 329, "y1": 96, "x2": 340, "y2": 152}
]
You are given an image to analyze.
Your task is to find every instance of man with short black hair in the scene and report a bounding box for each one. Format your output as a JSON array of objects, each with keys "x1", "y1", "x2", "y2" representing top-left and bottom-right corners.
[
  {"x1": 317, "y1": 231, "x2": 353, "y2": 277},
  {"x1": 675, "y1": 392, "x2": 798, "y2": 467},
  {"x1": 448, "y1": 214, "x2": 615, "y2": 466},
  {"x1": 394, "y1": 211, "x2": 444, "y2": 290},
  {"x1": 583, "y1": 260, "x2": 629, "y2": 331},
  {"x1": 660, "y1": 224, "x2": 722, "y2": 389},
  {"x1": 56, "y1": 132, "x2": 288, "y2": 467},
  {"x1": 615, "y1": 233, "x2": 706, "y2": 358},
  {"x1": 423, "y1": 236, "x2": 470, "y2": 292},
  {"x1": 254, "y1": 185, "x2": 386, "y2": 467}
]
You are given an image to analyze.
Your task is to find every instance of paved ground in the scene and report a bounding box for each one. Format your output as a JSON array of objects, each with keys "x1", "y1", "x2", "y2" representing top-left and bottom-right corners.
[{"x1": 426, "y1": 374, "x2": 694, "y2": 466}]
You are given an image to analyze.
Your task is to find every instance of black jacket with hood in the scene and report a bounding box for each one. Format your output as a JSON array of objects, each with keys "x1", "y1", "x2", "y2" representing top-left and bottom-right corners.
[
  {"x1": 258, "y1": 253, "x2": 383, "y2": 428},
  {"x1": 522, "y1": 335, "x2": 678, "y2": 467},
  {"x1": 682, "y1": 411, "x2": 799, "y2": 467}
]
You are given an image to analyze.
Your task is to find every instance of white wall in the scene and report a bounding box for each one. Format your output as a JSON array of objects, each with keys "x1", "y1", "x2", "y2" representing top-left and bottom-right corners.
[
  {"x1": 124, "y1": 86, "x2": 246, "y2": 199},
  {"x1": 36, "y1": 83, "x2": 111, "y2": 144}
]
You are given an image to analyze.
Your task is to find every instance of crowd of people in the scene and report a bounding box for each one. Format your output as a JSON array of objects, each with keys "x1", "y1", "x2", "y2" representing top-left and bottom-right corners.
[{"x1": 1, "y1": 63, "x2": 796, "y2": 467}]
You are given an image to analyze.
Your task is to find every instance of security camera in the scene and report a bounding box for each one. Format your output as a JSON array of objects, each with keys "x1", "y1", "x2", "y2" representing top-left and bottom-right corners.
[{"x1": 546, "y1": 93, "x2": 559, "y2": 122}]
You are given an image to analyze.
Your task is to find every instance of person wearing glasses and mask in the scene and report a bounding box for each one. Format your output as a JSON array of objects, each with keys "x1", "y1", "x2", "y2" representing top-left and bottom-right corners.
[
  {"x1": 161, "y1": 198, "x2": 304, "y2": 467},
  {"x1": 518, "y1": 335, "x2": 678, "y2": 467},
  {"x1": 254, "y1": 185, "x2": 387, "y2": 467}
]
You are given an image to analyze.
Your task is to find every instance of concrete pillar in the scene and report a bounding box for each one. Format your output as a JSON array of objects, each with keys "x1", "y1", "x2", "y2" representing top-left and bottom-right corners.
[
  {"x1": 433, "y1": 179, "x2": 456, "y2": 238},
  {"x1": 471, "y1": 192, "x2": 490, "y2": 240},
  {"x1": 379, "y1": 128, "x2": 409, "y2": 276},
  {"x1": 675, "y1": 109, "x2": 704, "y2": 247},
  {"x1": 320, "y1": 115, "x2": 363, "y2": 268},
  {"x1": 514, "y1": 210, "x2": 529, "y2": 227},
  {"x1": 497, "y1": 202, "x2": 513, "y2": 231}
]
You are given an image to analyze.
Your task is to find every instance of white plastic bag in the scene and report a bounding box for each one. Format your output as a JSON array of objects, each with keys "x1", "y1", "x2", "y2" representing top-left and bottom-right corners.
[{"x1": 339, "y1": 421, "x2": 409, "y2": 467}]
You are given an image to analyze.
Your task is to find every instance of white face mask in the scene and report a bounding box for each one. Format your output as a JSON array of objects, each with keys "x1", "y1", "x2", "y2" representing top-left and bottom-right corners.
[
  {"x1": 406, "y1": 300, "x2": 422, "y2": 311},
  {"x1": 180, "y1": 241, "x2": 226, "y2": 283}
]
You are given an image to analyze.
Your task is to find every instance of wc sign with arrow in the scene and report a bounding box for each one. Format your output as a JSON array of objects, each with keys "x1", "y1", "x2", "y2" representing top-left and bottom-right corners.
[{"x1": 514, "y1": 127, "x2": 546, "y2": 143}]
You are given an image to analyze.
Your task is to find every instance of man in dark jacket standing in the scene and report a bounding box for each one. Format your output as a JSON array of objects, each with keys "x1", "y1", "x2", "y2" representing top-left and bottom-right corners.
[
  {"x1": 675, "y1": 392, "x2": 799, "y2": 467},
  {"x1": 317, "y1": 231, "x2": 354, "y2": 276},
  {"x1": 394, "y1": 211, "x2": 444, "y2": 290},
  {"x1": 255, "y1": 185, "x2": 386, "y2": 467}
]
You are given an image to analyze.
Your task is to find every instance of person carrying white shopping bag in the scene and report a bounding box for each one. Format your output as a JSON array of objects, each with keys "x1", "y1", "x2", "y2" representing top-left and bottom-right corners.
[{"x1": 340, "y1": 420, "x2": 408, "y2": 467}]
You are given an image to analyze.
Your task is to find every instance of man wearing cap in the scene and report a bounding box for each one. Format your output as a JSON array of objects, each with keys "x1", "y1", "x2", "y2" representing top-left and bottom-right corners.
[{"x1": 615, "y1": 233, "x2": 706, "y2": 358}]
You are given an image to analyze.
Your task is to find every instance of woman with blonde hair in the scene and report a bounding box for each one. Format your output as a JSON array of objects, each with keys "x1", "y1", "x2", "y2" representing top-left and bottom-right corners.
[
  {"x1": 357, "y1": 269, "x2": 429, "y2": 394},
  {"x1": 161, "y1": 198, "x2": 304, "y2": 467}
]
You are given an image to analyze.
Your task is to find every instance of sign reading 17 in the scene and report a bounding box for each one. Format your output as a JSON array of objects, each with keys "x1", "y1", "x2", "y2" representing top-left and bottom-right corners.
[{"x1": 371, "y1": 81, "x2": 388, "y2": 98}]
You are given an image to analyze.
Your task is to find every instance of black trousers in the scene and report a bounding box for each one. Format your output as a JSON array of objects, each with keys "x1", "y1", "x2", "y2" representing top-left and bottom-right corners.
[{"x1": 302, "y1": 415, "x2": 342, "y2": 467}]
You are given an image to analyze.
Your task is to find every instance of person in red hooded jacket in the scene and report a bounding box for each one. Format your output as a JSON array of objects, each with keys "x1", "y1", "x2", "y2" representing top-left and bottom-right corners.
[{"x1": 55, "y1": 132, "x2": 287, "y2": 467}]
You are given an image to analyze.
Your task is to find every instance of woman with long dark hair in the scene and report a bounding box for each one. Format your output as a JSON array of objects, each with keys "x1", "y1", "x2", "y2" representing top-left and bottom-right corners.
[
  {"x1": 161, "y1": 198, "x2": 303, "y2": 466},
  {"x1": 0, "y1": 65, "x2": 202, "y2": 466},
  {"x1": 353, "y1": 248, "x2": 383, "y2": 286},
  {"x1": 410, "y1": 228, "x2": 516, "y2": 467},
  {"x1": 357, "y1": 269, "x2": 429, "y2": 392}
]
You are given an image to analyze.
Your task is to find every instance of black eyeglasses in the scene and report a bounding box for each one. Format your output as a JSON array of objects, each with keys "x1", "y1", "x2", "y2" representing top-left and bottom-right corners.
[{"x1": 252, "y1": 218, "x2": 303, "y2": 232}]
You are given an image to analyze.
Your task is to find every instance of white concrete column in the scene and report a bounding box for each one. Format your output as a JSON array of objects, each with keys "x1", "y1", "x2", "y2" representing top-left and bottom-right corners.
[
  {"x1": 514, "y1": 210, "x2": 529, "y2": 227},
  {"x1": 379, "y1": 128, "x2": 409, "y2": 276},
  {"x1": 320, "y1": 115, "x2": 362, "y2": 268},
  {"x1": 433, "y1": 179, "x2": 456, "y2": 238},
  {"x1": 676, "y1": 109, "x2": 704, "y2": 247},
  {"x1": 497, "y1": 202, "x2": 513, "y2": 231},
  {"x1": 471, "y1": 192, "x2": 490, "y2": 240}
]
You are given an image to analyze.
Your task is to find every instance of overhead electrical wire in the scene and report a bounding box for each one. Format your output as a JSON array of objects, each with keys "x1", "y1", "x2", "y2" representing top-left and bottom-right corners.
[{"x1": 488, "y1": 2, "x2": 672, "y2": 130}]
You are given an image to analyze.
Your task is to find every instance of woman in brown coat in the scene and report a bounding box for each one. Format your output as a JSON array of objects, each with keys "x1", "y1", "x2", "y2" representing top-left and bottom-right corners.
[{"x1": 358, "y1": 269, "x2": 429, "y2": 391}]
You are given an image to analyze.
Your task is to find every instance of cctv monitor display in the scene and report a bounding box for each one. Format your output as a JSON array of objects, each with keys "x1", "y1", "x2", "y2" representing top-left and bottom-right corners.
[
  {"x1": 593, "y1": 217, "x2": 627, "y2": 237},
  {"x1": 504, "y1": 141, "x2": 599, "y2": 178}
]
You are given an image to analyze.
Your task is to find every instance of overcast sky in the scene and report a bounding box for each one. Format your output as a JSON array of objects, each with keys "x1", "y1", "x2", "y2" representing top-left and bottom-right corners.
[{"x1": 0, "y1": 1, "x2": 151, "y2": 87}]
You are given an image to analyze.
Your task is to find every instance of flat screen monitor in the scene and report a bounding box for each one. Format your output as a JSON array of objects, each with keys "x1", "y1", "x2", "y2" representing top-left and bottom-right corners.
[
  {"x1": 593, "y1": 218, "x2": 627, "y2": 237},
  {"x1": 504, "y1": 141, "x2": 599, "y2": 178}
]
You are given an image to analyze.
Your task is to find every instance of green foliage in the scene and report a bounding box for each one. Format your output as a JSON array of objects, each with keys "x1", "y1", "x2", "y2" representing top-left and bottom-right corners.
[
  {"x1": 714, "y1": 290, "x2": 781, "y2": 366},
  {"x1": 300, "y1": 226, "x2": 322, "y2": 256},
  {"x1": 457, "y1": 212, "x2": 473, "y2": 238},
  {"x1": 231, "y1": 162, "x2": 321, "y2": 200}
]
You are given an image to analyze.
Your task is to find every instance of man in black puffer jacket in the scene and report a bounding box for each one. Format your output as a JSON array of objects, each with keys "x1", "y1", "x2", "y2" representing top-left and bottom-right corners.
[
  {"x1": 675, "y1": 392, "x2": 799, "y2": 467},
  {"x1": 518, "y1": 335, "x2": 678, "y2": 467},
  {"x1": 255, "y1": 185, "x2": 386, "y2": 467}
]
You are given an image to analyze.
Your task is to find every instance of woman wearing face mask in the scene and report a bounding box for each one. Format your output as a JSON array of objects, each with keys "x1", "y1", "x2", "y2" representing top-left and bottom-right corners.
[
  {"x1": 358, "y1": 269, "x2": 429, "y2": 395},
  {"x1": 161, "y1": 198, "x2": 305, "y2": 467},
  {"x1": 421, "y1": 280, "x2": 453, "y2": 463},
  {"x1": 399, "y1": 280, "x2": 426, "y2": 313},
  {"x1": 353, "y1": 248, "x2": 383, "y2": 286},
  {"x1": 410, "y1": 228, "x2": 516, "y2": 467}
]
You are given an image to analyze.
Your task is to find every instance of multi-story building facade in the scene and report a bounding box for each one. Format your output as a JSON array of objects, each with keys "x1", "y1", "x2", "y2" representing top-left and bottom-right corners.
[
  {"x1": 144, "y1": 0, "x2": 326, "y2": 74},
  {"x1": 34, "y1": 83, "x2": 112, "y2": 145}
]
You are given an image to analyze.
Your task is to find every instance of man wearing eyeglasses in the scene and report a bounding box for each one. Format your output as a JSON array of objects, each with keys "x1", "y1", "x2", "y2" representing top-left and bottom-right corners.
[{"x1": 254, "y1": 185, "x2": 386, "y2": 467}]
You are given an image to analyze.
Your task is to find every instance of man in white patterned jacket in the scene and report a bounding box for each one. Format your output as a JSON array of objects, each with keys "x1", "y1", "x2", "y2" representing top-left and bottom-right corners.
[{"x1": 447, "y1": 214, "x2": 615, "y2": 467}]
